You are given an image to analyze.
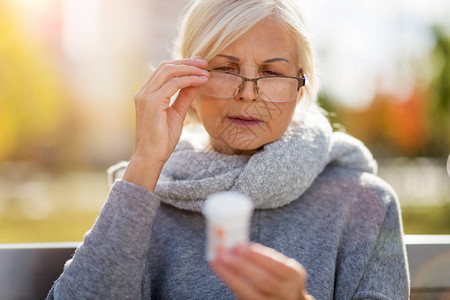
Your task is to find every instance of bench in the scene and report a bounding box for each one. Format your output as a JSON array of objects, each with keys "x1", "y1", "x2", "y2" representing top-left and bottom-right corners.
[{"x1": 1, "y1": 235, "x2": 449, "y2": 299}]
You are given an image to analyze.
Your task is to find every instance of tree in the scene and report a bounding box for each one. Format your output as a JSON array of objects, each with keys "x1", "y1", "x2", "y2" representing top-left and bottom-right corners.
[{"x1": 427, "y1": 26, "x2": 450, "y2": 156}]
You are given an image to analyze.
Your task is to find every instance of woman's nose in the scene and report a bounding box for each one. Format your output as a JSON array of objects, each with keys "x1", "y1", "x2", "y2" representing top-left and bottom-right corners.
[{"x1": 236, "y1": 80, "x2": 258, "y2": 101}]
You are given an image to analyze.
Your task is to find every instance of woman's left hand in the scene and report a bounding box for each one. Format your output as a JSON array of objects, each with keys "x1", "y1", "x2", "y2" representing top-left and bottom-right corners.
[{"x1": 210, "y1": 243, "x2": 314, "y2": 300}]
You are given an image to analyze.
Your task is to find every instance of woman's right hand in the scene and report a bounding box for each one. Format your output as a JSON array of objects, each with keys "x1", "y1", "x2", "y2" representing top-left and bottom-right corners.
[{"x1": 123, "y1": 57, "x2": 209, "y2": 191}]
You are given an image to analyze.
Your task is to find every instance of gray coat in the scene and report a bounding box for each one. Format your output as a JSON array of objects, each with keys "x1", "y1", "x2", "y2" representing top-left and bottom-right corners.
[{"x1": 47, "y1": 111, "x2": 410, "y2": 299}]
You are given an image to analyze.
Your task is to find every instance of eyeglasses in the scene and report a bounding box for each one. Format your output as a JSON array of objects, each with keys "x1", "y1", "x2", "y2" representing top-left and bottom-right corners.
[{"x1": 199, "y1": 70, "x2": 306, "y2": 102}]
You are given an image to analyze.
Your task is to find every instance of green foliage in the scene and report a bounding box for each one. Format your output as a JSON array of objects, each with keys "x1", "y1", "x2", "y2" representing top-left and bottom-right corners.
[
  {"x1": 318, "y1": 25, "x2": 450, "y2": 159},
  {"x1": 402, "y1": 204, "x2": 450, "y2": 234},
  {"x1": 426, "y1": 26, "x2": 450, "y2": 156},
  {"x1": 0, "y1": 211, "x2": 99, "y2": 243}
]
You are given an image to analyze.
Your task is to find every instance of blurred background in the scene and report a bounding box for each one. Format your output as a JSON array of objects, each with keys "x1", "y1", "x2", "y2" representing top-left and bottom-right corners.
[{"x1": 0, "y1": 0, "x2": 449, "y2": 243}]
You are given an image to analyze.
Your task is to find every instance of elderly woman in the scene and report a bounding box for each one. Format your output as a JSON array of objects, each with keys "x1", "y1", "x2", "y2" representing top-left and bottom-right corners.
[{"x1": 48, "y1": 0, "x2": 409, "y2": 299}]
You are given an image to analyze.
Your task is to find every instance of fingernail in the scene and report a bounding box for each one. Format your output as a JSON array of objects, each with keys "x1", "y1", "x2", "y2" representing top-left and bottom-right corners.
[
  {"x1": 195, "y1": 57, "x2": 207, "y2": 64},
  {"x1": 192, "y1": 55, "x2": 202, "y2": 60}
]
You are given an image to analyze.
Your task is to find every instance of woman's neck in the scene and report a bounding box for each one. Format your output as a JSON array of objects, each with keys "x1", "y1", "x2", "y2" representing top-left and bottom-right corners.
[{"x1": 207, "y1": 138, "x2": 262, "y2": 156}]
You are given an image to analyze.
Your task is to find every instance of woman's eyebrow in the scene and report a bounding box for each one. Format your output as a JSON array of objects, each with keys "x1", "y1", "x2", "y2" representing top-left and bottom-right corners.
[
  {"x1": 215, "y1": 55, "x2": 290, "y2": 64},
  {"x1": 216, "y1": 54, "x2": 240, "y2": 61},
  {"x1": 264, "y1": 58, "x2": 290, "y2": 64}
]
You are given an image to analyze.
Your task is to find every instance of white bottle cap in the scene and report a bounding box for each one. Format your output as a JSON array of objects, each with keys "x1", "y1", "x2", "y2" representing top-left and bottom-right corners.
[{"x1": 202, "y1": 191, "x2": 253, "y2": 222}]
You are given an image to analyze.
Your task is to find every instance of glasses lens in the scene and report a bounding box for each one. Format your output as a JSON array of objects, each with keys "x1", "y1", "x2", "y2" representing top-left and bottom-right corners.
[
  {"x1": 200, "y1": 71, "x2": 241, "y2": 98},
  {"x1": 258, "y1": 77, "x2": 298, "y2": 102}
]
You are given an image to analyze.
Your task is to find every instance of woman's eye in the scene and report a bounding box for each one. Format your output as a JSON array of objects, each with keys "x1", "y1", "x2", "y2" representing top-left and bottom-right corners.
[
  {"x1": 214, "y1": 66, "x2": 238, "y2": 73},
  {"x1": 262, "y1": 70, "x2": 280, "y2": 76}
]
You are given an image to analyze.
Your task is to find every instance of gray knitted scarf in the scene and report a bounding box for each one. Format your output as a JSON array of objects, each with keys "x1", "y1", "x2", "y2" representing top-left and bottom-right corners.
[
  {"x1": 108, "y1": 109, "x2": 377, "y2": 212},
  {"x1": 150, "y1": 112, "x2": 377, "y2": 211}
]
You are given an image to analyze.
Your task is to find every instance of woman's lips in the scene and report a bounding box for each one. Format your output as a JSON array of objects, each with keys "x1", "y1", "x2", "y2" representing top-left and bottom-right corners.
[{"x1": 228, "y1": 116, "x2": 262, "y2": 126}]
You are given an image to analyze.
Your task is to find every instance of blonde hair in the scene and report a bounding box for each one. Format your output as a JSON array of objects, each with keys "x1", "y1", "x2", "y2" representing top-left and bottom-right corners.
[{"x1": 173, "y1": 0, "x2": 318, "y2": 122}]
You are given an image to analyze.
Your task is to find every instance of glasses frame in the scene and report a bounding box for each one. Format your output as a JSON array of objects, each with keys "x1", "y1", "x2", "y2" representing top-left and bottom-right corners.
[{"x1": 205, "y1": 70, "x2": 306, "y2": 102}]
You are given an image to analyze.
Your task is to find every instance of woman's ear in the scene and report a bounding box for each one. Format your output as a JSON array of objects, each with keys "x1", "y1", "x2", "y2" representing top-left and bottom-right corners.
[{"x1": 296, "y1": 86, "x2": 304, "y2": 104}]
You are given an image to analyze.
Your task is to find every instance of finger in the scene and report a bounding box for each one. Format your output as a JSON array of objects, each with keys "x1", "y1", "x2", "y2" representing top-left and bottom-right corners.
[
  {"x1": 236, "y1": 243, "x2": 303, "y2": 281},
  {"x1": 155, "y1": 75, "x2": 208, "y2": 105},
  {"x1": 210, "y1": 260, "x2": 263, "y2": 300},
  {"x1": 146, "y1": 64, "x2": 210, "y2": 93},
  {"x1": 215, "y1": 247, "x2": 282, "y2": 295},
  {"x1": 143, "y1": 58, "x2": 207, "y2": 88},
  {"x1": 138, "y1": 58, "x2": 207, "y2": 92},
  {"x1": 170, "y1": 85, "x2": 201, "y2": 120},
  {"x1": 232, "y1": 245, "x2": 309, "y2": 299}
]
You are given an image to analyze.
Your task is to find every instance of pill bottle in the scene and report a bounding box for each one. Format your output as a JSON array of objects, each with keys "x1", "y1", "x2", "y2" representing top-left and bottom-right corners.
[{"x1": 202, "y1": 191, "x2": 253, "y2": 261}]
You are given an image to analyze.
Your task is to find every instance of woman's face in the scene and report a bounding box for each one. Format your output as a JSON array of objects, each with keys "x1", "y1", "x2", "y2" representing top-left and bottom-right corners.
[{"x1": 192, "y1": 19, "x2": 304, "y2": 155}]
